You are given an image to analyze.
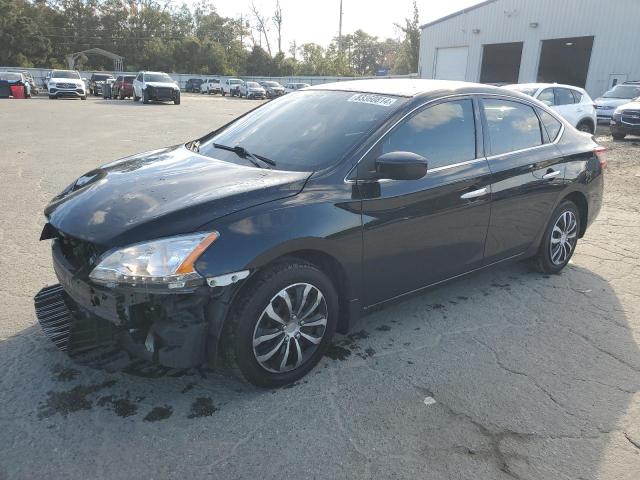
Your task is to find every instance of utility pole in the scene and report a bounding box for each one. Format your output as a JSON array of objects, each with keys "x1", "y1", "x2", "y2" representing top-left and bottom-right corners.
[{"x1": 338, "y1": 0, "x2": 343, "y2": 50}]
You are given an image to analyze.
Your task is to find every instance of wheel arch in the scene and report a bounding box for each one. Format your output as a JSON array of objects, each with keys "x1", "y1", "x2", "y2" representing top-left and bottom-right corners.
[
  {"x1": 576, "y1": 116, "x2": 595, "y2": 133},
  {"x1": 247, "y1": 248, "x2": 353, "y2": 334},
  {"x1": 563, "y1": 191, "x2": 589, "y2": 238}
]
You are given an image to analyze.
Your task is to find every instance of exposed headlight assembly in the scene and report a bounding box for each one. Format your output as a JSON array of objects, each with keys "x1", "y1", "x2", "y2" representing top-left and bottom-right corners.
[{"x1": 89, "y1": 232, "x2": 219, "y2": 291}]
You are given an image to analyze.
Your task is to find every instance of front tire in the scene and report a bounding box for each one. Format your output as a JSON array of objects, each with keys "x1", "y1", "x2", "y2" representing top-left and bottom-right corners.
[
  {"x1": 612, "y1": 132, "x2": 626, "y2": 140},
  {"x1": 174, "y1": 91, "x2": 180, "y2": 105},
  {"x1": 142, "y1": 89, "x2": 149, "y2": 104},
  {"x1": 532, "y1": 200, "x2": 580, "y2": 274},
  {"x1": 224, "y1": 260, "x2": 338, "y2": 387}
]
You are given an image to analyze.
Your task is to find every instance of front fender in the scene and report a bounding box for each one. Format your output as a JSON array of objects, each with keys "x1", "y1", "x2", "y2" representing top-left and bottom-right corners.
[{"x1": 194, "y1": 189, "x2": 363, "y2": 303}]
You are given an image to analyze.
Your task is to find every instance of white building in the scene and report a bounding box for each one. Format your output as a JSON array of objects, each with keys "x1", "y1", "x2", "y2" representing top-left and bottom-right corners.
[{"x1": 418, "y1": 0, "x2": 640, "y2": 98}]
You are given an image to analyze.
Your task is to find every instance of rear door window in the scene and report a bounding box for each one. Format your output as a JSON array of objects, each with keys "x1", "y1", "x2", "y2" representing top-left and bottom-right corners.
[
  {"x1": 380, "y1": 99, "x2": 477, "y2": 169},
  {"x1": 483, "y1": 99, "x2": 543, "y2": 155}
]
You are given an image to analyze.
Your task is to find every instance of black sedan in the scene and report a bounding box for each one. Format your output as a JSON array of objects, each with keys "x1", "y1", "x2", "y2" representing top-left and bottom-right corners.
[{"x1": 35, "y1": 80, "x2": 604, "y2": 387}]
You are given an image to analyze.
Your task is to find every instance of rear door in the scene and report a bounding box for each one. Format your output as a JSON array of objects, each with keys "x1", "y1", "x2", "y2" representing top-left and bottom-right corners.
[
  {"x1": 359, "y1": 97, "x2": 491, "y2": 306},
  {"x1": 481, "y1": 97, "x2": 566, "y2": 262},
  {"x1": 553, "y1": 87, "x2": 580, "y2": 126}
]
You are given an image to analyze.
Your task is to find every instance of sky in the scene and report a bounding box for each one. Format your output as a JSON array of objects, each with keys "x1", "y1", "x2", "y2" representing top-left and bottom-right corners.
[{"x1": 196, "y1": 0, "x2": 484, "y2": 50}]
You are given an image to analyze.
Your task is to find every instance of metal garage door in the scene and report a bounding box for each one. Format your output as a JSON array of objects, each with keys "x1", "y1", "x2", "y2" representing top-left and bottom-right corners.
[{"x1": 434, "y1": 47, "x2": 469, "y2": 81}]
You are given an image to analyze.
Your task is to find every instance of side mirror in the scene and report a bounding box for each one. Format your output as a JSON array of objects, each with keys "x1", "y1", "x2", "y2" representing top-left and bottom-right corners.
[{"x1": 375, "y1": 151, "x2": 428, "y2": 181}]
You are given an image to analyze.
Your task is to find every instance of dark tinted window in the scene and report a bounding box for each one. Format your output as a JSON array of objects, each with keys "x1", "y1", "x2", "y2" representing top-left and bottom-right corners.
[
  {"x1": 555, "y1": 88, "x2": 575, "y2": 105},
  {"x1": 571, "y1": 89, "x2": 583, "y2": 103},
  {"x1": 538, "y1": 109, "x2": 563, "y2": 142},
  {"x1": 538, "y1": 89, "x2": 555, "y2": 106},
  {"x1": 483, "y1": 99, "x2": 543, "y2": 155},
  {"x1": 381, "y1": 99, "x2": 476, "y2": 169}
]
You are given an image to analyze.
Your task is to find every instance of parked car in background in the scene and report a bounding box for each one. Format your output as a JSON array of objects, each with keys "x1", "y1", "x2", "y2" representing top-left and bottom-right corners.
[
  {"x1": 20, "y1": 71, "x2": 39, "y2": 95},
  {"x1": 112, "y1": 75, "x2": 135, "y2": 99},
  {"x1": 200, "y1": 78, "x2": 221, "y2": 94},
  {"x1": 89, "y1": 73, "x2": 115, "y2": 96},
  {"x1": 238, "y1": 81, "x2": 266, "y2": 99},
  {"x1": 47, "y1": 69, "x2": 86, "y2": 99},
  {"x1": 185, "y1": 78, "x2": 204, "y2": 93},
  {"x1": 610, "y1": 98, "x2": 640, "y2": 139},
  {"x1": 259, "y1": 81, "x2": 285, "y2": 98},
  {"x1": 504, "y1": 83, "x2": 597, "y2": 133},
  {"x1": 284, "y1": 82, "x2": 310, "y2": 93},
  {"x1": 132, "y1": 71, "x2": 180, "y2": 104},
  {"x1": 35, "y1": 79, "x2": 604, "y2": 387},
  {"x1": 594, "y1": 83, "x2": 640, "y2": 123},
  {"x1": 221, "y1": 78, "x2": 243, "y2": 96},
  {"x1": 0, "y1": 72, "x2": 32, "y2": 97}
]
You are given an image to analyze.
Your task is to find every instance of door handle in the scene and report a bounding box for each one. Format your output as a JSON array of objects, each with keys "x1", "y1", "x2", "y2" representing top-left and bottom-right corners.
[
  {"x1": 460, "y1": 187, "x2": 488, "y2": 200},
  {"x1": 542, "y1": 170, "x2": 561, "y2": 180}
]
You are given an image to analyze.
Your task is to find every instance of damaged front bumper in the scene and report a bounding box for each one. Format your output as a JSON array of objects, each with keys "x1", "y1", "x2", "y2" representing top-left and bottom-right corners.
[{"x1": 34, "y1": 241, "x2": 240, "y2": 370}]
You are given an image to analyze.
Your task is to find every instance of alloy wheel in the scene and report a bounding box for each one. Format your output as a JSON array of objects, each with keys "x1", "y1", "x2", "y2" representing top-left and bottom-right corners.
[
  {"x1": 550, "y1": 211, "x2": 578, "y2": 265},
  {"x1": 252, "y1": 283, "x2": 328, "y2": 373}
]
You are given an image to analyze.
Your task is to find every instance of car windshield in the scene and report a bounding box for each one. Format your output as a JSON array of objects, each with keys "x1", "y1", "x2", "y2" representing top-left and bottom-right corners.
[
  {"x1": 263, "y1": 82, "x2": 281, "y2": 87},
  {"x1": 52, "y1": 71, "x2": 80, "y2": 79},
  {"x1": 191, "y1": 79, "x2": 203, "y2": 84},
  {"x1": 602, "y1": 85, "x2": 640, "y2": 99},
  {"x1": 507, "y1": 86, "x2": 538, "y2": 97},
  {"x1": 93, "y1": 74, "x2": 112, "y2": 81},
  {"x1": 124, "y1": 76, "x2": 134, "y2": 83},
  {"x1": 247, "y1": 82, "x2": 260, "y2": 87},
  {"x1": 229, "y1": 79, "x2": 242, "y2": 84},
  {"x1": 144, "y1": 73, "x2": 173, "y2": 82},
  {"x1": 199, "y1": 90, "x2": 406, "y2": 172},
  {"x1": 0, "y1": 72, "x2": 22, "y2": 81}
]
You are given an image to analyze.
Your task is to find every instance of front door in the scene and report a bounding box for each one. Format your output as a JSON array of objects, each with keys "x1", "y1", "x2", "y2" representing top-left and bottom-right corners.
[{"x1": 358, "y1": 98, "x2": 491, "y2": 306}]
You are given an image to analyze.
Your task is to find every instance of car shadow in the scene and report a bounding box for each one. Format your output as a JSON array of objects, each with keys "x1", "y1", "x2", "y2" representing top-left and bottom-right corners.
[{"x1": 1, "y1": 260, "x2": 638, "y2": 478}]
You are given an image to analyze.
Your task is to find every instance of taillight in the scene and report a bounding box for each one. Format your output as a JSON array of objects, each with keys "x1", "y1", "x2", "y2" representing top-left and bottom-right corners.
[{"x1": 594, "y1": 146, "x2": 607, "y2": 169}]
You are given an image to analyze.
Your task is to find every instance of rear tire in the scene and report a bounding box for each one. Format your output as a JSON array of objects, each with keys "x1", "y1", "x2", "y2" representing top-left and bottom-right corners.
[
  {"x1": 531, "y1": 200, "x2": 580, "y2": 274},
  {"x1": 576, "y1": 121, "x2": 594, "y2": 134},
  {"x1": 223, "y1": 260, "x2": 338, "y2": 387},
  {"x1": 49, "y1": 95, "x2": 56, "y2": 100},
  {"x1": 612, "y1": 132, "x2": 626, "y2": 140},
  {"x1": 133, "y1": 92, "x2": 140, "y2": 102}
]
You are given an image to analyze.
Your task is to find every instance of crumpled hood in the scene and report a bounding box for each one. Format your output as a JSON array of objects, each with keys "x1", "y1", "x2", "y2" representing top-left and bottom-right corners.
[
  {"x1": 145, "y1": 81, "x2": 179, "y2": 90},
  {"x1": 45, "y1": 145, "x2": 311, "y2": 248}
]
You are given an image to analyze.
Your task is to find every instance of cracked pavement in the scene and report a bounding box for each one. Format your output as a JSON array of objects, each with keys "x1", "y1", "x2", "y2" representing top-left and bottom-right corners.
[{"x1": 0, "y1": 95, "x2": 639, "y2": 479}]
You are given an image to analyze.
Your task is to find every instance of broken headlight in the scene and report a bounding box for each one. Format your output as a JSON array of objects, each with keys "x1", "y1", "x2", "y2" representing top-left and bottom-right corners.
[{"x1": 89, "y1": 232, "x2": 218, "y2": 291}]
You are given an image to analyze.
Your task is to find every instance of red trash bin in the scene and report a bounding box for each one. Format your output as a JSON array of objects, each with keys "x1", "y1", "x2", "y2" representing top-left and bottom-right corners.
[{"x1": 10, "y1": 85, "x2": 25, "y2": 99}]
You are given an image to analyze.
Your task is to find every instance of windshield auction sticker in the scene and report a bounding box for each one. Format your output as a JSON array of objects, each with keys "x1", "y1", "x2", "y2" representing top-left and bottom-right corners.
[{"x1": 347, "y1": 93, "x2": 397, "y2": 107}]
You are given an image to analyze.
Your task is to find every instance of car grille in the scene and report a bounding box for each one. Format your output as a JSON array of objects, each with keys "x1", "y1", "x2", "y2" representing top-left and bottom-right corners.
[
  {"x1": 621, "y1": 110, "x2": 640, "y2": 125},
  {"x1": 153, "y1": 87, "x2": 174, "y2": 97},
  {"x1": 34, "y1": 284, "x2": 119, "y2": 360},
  {"x1": 57, "y1": 83, "x2": 76, "y2": 89}
]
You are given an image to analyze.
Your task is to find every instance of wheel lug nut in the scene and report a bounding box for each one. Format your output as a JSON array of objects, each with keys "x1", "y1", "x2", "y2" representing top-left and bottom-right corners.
[
  {"x1": 296, "y1": 333, "x2": 301, "y2": 339},
  {"x1": 299, "y1": 320, "x2": 305, "y2": 326}
]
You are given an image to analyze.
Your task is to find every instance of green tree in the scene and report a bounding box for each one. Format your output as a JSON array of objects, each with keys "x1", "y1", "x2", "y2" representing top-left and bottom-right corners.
[{"x1": 393, "y1": 1, "x2": 420, "y2": 74}]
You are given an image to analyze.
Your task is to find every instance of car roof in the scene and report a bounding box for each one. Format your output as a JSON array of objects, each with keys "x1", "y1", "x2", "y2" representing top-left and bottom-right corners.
[
  {"x1": 505, "y1": 82, "x2": 585, "y2": 91},
  {"x1": 307, "y1": 78, "x2": 501, "y2": 98}
]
